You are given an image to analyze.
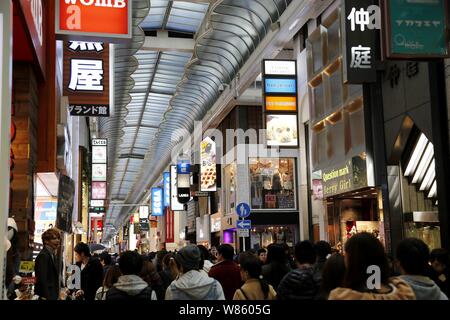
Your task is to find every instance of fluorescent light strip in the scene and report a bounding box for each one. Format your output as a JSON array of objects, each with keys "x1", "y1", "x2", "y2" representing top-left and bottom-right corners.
[
  {"x1": 412, "y1": 142, "x2": 434, "y2": 184},
  {"x1": 420, "y1": 159, "x2": 435, "y2": 191},
  {"x1": 404, "y1": 133, "x2": 428, "y2": 177},
  {"x1": 428, "y1": 180, "x2": 437, "y2": 198}
]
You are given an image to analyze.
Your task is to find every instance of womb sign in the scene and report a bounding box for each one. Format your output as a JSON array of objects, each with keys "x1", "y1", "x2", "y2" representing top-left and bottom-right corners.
[{"x1": 57, "y1": 0, "x2": 132, "y2": 40}]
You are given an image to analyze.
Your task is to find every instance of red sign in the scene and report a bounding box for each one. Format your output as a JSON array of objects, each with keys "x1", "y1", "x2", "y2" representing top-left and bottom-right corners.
[
  {"x1": 165, "y1": 208, "x2": 174, "y2": 243},
  {"x1": 90, "y1": 218, "x2": 103, "y2": 232},
  {"x1": 57, "y1": 0, "x2": 131, "y2": 40},
  {"x1": 22, "y1": 277, "x2": 37, "y2": 285},
  {"x1": 18, "y1": 0, "x2": 46, "y2": 77}
]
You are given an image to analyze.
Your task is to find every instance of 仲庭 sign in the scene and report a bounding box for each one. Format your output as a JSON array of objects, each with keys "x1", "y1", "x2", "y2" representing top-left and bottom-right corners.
[{"x1": 63, "y1": 41, "x2": 110, "y2": 117}]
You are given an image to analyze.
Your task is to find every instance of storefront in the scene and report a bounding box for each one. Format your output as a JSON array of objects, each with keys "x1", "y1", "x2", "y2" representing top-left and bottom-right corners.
[{"x1": 210, "y1": 212, "x2": 221, "y2": 247}]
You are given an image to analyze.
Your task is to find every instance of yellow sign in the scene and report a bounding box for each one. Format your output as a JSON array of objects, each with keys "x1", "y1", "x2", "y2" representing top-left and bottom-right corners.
[
  {"x1": 133, "y1": 213, "x2": 140, "y2": 224},
  {"x1": 265, "y1": 96, "x2": 297, "y2": 111},
  {"x1": 19, "y1": 261, "x2": 35, "y2": 273}
]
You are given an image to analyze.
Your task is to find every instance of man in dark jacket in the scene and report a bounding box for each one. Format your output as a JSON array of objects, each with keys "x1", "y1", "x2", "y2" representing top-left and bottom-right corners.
[
  {"x1": 208, "y1": 244, "x2": 243, "y2": 300},
  {"x1": 106, "y1": 251, "x2": 156, "y2": 300},
  {"x1": 314, "y1": 240, "x2": 331, "y2": 274},
  {"x1": 277, "y1": 241, "x2": 322, "y2": 300},
  {"x1": 74, "y1": 242, "x2": 104, "y2": 301},
  {"x1": 35, "y1": 228, "x2": 61, "y2": 300}
]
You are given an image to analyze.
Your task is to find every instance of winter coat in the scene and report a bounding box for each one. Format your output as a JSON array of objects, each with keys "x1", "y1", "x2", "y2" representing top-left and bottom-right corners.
[
  {"x1": 209, "y1": 260, "x2": 243, "y2": 300},
  {"x1": 399, "y1": 275, "x2": 448, "y2": 300},
  {"x1": 106, "y1": 275, "x2": 157, "y2": 300},
  {"x1": 165, "y1": 270, "x2": 225, "y2": 300},
  {"x1": 233, "y1": 279, "x2": 277, "y2": 300},
  {"x1": 159, "y1": 269, "x2": 174, "y2": 292},
  {"x1": 261, "y1": 262, "x2": 291, "y2": 292},
  {"x1": 77, "y1": 257, "x2": 104, "y2": 301},
  {"x1": 34, "y1": 246, "x2": 59, "y2": 300},
  {"x1": 277, "y1": 265, "x2": 322, "y2": 300},
  {"x1": 328, "y1": 277, "x2": 416, "y2": 300}
]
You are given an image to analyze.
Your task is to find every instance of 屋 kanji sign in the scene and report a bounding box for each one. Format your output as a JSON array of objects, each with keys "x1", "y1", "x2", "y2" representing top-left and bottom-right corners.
[
  {"x1": 64, "y1": 41, "x2": 110, "y2": 117},
  {"x1": 342, "y1": 0, "x2": 381, "y2": 83}
]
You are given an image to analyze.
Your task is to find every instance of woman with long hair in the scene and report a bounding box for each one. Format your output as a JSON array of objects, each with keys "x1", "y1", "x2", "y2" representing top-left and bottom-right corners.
[
  {"x1": 261, "y1": 244, "x2": 291, "y2": 291},
  {"x1": 95, "y1": 266, "x2": 122, "y2": 300},
  {"x1": 139, "y1": 260, "x2": 165, "y2": 300},
  {"x1": 328, "y1": 233, "x2": 415, "y2": 300},
  {"x1": 233, "y1": 252, "x2": 276, "y2": 300}
]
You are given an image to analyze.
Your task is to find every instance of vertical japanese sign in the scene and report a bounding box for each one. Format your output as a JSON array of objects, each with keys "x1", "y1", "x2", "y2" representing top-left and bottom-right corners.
[
  {"x1": 342, "y1": 0, "x2": 380, "y2": 83},
  {"x1": 382, "y1": 0, "x2": 449, "y2": 59},
  {"x1": 262, "y1": 60, "x2": 299, "y2": 147},
  {"x1": 91, "y1": 139, "x2": 107, "y2": 202},
  {"x1": 200, "y1": 137, "x2": 217, "y2": 192},
  {"x1": 163, "y1": 172, "x2": 171, "y2": 207},
  {"x1": 165, "y1": 208, "x2": 174, "y2": 243},
  {"x1": 64, "y1": 41, "x2": 110, "y2": 117},
  {"x1": 56, "y1": 0, "x2": 132, "y2": 40},
  {"x1": 170, "y1": 165, "x2": 185, "y2": 211},
  {"x1": 56, "y1": 175, "x2": 75, "y2": 233},
  {"x1": 151, "y1": 188, "x2": 163, "y2": 217}
]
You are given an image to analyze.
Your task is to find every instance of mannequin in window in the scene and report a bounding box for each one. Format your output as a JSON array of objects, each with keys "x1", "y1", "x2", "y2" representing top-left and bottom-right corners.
[{"x1": 272, "y1": 169, "x2": 282, "y2": 192}]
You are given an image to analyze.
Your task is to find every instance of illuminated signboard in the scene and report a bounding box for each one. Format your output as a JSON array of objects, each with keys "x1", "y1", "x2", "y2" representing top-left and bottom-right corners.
[
  {"x1": 92, "y1": 163, "x2": 107, "y2": 181},
  {"x1": 170, "y1": 165, "x2": 185, "y2": 211},
  {"x1": 56, "y1": 0, "x2": 132, "y2": 40},
  {"x1": 200, "y1": 137, "x2": 217, "y2": 192},
  {"x1": 92, "y1": 182, "x2": 107, "y2": 200},
  {"x1": 163, "y1": 172, "x2": 170, "y2": 207},
  {"x1": 264, "y1": 78, "x2": 297, "y2": 94},
  {"x1": 151, "y1": 187, "x2": 163, "y2": 216},
  {"x1": 265, "y1": 96, "x2": 297, "y2": 112},
  {"x1": 92, "y1": 145, "x2": 107, "y2": 163},
  {"x1": 264, "y1": 60, "x2": 296, "y2": 76},
  {"x1": 139, "y1": 205, "x2": 149, "y2": 219},
  {"x1": 90, "y1": 200, "x2": 104, "y2": 207},
  {"x1": 266, "y1": 114, "x2": 298, "y2": 147}
]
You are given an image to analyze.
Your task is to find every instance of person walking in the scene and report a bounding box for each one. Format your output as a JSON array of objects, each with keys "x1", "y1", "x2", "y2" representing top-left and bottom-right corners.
[
  {"x1": 208, "y1": 244, "x2": 242, "y2": 300},
  {"x1": 159, "y1": 253, "x2": 175, "y2": 293},
  {"x1": 140, "y1": 259, "x2": 165, "y2": 300},
  {"x1": 197, "y1": 245, "x2": 214, "y2": 274},
  {"x1": 165, "y1": 245, "x2": 225, "y2": 300},
  {"x1": 233, "y1": 252, "x2": 276, "y2": 300},
  {"x1": 74, "y1": 242, "x2": 104, "y2": 301},
  {"x1": 277, "y1": 241, "x2": 322, "y2": 300},
  {"x1": 262, "y1": 244, "x2": 291, "y2": 291},
  {"x1": 106, "y1": 251, "x2": 157, "y2": 300},
  {"x1": 328, "y1": 233, "x2": 415, "y2": 300},
  {"x1": 315, "y1": 253, "x2": 346, "y2": 300},
  {"x1": 429, "y1": 248, "x2": 450, "y2": 297},
  {"x1": 257, "y1": 249, "x2": 268, "y2": 265},
  {"x1": 95, "y1": 266, "x2": 122, "y2": 300},
  {"x1": 314, "y1": 240, "x2": 331, "y2": 274},
  {"x1": 34, "y1": 228, "x2": 61, "y2": 300},
  {"x1": 396, "y1": 238, "x2": 448, "y2": 300},
  {"x1": 99, "y1": 252, "x2": 112, "y2": 277}
]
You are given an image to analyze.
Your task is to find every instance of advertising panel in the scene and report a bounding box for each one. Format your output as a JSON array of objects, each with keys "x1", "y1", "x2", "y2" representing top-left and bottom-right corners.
[
  {"x1": 151, "y1": 187, "x2": 163, "y2": 217},
  {"x1": 266, "y1": 114, "x2": 298, "y2": 147},
  {"x1": 200, "y1": 137, "x2": 217, "y2": 192}
]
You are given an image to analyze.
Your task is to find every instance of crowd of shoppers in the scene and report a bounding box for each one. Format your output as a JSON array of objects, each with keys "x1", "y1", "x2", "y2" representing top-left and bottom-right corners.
[{"x1": 27, "y1": 227, "x2": 450, "y2": 300}]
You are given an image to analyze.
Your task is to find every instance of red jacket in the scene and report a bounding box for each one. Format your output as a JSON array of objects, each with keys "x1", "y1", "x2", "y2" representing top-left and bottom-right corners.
[{"x1": 208, "y1": 260, "x2": 243, "y2": 300}]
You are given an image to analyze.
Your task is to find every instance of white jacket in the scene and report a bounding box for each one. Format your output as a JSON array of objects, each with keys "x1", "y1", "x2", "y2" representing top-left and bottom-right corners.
[{"x1": 165, "y1": 270, "x2": 225, "y2": 300}]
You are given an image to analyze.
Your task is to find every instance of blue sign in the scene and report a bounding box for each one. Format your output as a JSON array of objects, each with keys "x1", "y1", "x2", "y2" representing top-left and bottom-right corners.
[
  {"x1": 264, "y1": 78, "x2": 297, "y2": 94},
  {"x1": 177, "y1": 162, "x2": 190, "y2": 174},
  {"x1": 237, "y1": 220, "x2": 251, "y2": 229},
  {"x1": 151, "y1": 188, "x2": 164, "y2": 216},
  {"x1": 163, "y1": 172, "x2": 170, "y2": 207},
  {"x1": 236, "y1": 203, "x2": 251, "y2": 218}
]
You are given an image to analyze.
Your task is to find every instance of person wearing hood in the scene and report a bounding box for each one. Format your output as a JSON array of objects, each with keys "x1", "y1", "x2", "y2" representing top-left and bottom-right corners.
[
  {"x1": 165, "y1": 245, "x2": 225, "y2": 300},
  {"x1": 74, "y1": 242, "x2": 104, "y2": 301},
  {"x1": 106, "y1": 251, "x2": 157, "y2": 300},
  {"x1": 396, "y1": 238, "x2": 448, "y2": 300}
]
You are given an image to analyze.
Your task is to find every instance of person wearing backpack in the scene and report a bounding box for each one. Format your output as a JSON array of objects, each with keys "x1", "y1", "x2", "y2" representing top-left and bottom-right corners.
[{"x1": 106, "y1": 251, "x2": 157, "y2": 300}]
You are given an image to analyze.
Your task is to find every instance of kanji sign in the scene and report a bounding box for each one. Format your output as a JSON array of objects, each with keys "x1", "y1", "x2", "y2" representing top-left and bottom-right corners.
[
  {"x1": 56, "y1": 0, "x2": 132, "y2": 40},
  {"x1": 64, "y1": 41, "x2": 110, "y2": 117},
  {"x1": 342, "y1": 0, "x2": 380, "y2": 83}
]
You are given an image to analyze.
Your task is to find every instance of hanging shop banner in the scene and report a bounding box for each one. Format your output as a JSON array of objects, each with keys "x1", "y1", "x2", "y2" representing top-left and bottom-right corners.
[
  {"x1": 56, "y1": 174, "x2": 75, "y2": 233},
  {"x1": 170, "y1": 165, "x2": 185, "y2": 211},
  {"x1": 18, "y1": 0, "x2": 46, "y2": 77},
  {"x1": 322, "y1": 155, "x2": 369, "y2": 197},
  {"x1": 165, "y1": 209, "x2": 174, "y2": 243},
  {"x1": 151, "y1": 187, "x2": 163, "y2": 217},
  {"x1": 92, "y1": 163, "x2": 107, "y2": 181},
  {"x1": 89, "y1": 211, "x2": 104, "y2": 218},
  {"x1": 139, "y1": 205, "x2": 149, "y2": 219},
  {"x1": 163, "y1": 172, "x2": 171, "y2": 207},
  {"x1": 381, "y1": 0, "x2": 449, "y2": 59},
  {"x1": 92, "y1": 182, "x2": 107, "y2": 200},
  {"x1": 200, "y1": 137, "x2": 217, "y2": 192},
  {"x1": 92, "y1": 145, "x2": 107, "y2": 163},
  {"x1": 266, "y1": 114, "x2": 298, "y2": 147},
  {"x1": 56, "y1": 0, "x2": 132, "y2": 40},
  {"x1": 265, "y1": 96, "x2": 297, "y2": 112},
  {"x1": 90, "y1": 200, "x2": 104, "y2": 207},
  {"x1": 63, "y1": 41, "x2": 110, "y2": 117},
  {"x1": 123, "y1": 225, "x2": 129, "y2": 240},
  {"x1": 263, "y1": 60, "x2": 296, "y2": 76},
  {"x1": 90, "y1": 218, "x2": 103, "y2": 232},
  {"x1": 177, "y1": 157, "x2": 191, "y2": 204},
  {"x1": 264, "y1": 78, "x2": 297, "y2": 94},
  {"x1": 342, "y1": 0, "x2": 380, "y2": 84},
  {"x1": 139, "y1": 218, "x2": 149, "y2": 232}
]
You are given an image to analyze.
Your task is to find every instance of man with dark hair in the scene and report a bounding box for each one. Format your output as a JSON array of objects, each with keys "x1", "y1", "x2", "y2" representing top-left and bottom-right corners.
[
  {"x1": 314, "y1": 241, "x2": 331, "y2": 273},
  {"x1": 165, "y1": 245, "x2": 224, "y2": 300},
  {"x1": 277, "y1": 241, "x2": 322, "y2": 300},
  {"x1": 74, "y1": 242, "x2": 104, "y2": 301},
  {"x1": 35, "y1": 228, "x2": 61, "y2": 300},
  {"x1": 396, "y1": 238, "x2": 448, "y2": 300},
  {"x1": 208, "y1": 244, "x2": 243, "y2": 300},
  {"x1": 430, "y1": 248, "x2": 450, "y2": 297},
  {"x1": 106, "y1": 251, "x2": 156, "y2": 300}
]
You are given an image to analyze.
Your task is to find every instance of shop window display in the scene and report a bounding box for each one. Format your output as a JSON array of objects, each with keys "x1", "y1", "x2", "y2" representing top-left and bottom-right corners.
[
  {"x1": 250, "y1": 225, "x2": 296, "y2": 250},
  {"x1": 224, "y1": 163, "x2": 236, "y2": 215},
  {"x1": 249, "y1": 158, "x2": 296, "y2": 210}
]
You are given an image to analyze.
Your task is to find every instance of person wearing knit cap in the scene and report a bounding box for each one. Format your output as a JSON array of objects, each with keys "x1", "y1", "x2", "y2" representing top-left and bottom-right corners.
[{"x1": 165, "y1": 245, "x2": 225, "y2": 300}]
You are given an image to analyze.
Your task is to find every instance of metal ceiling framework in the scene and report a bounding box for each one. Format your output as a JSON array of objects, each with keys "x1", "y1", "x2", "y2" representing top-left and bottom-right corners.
[{"x1": 102, "y1": 0, "x2": 294, "y2": 240}]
